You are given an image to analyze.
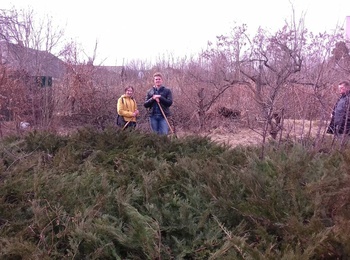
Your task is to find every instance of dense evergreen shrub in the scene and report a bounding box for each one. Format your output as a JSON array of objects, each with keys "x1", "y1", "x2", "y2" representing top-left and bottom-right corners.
[{"x1": 1, "y1": 128, "x2": 350, "y2": 259}]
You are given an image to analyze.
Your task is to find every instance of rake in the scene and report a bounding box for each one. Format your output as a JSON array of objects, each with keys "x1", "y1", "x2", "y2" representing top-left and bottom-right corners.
[{"x1": 157, "y1": 102, "x2": 175, "y2": 135}]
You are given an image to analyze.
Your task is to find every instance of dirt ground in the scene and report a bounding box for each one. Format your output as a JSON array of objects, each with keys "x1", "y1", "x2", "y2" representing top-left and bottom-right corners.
[
  {"x1": 199, "y1": 119, "x2": 327, "y2": 147},
  {"x1": 206, "y1": 128, "x2": 262, "y2": 147}
]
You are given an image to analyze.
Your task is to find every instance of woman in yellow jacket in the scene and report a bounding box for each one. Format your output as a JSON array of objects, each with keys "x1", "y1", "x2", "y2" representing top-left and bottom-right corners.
[{"x1": 117, "y1": 86, "x2": 139, "y2": 129}]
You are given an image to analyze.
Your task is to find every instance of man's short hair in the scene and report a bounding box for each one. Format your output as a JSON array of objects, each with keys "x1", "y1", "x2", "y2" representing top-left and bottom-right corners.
[
  {"x1": 339, "y1": 81, "x2": 350, "y2": 87},
  {"x1": 153, "y1": 72, "x2": 162, "y2": 78}
]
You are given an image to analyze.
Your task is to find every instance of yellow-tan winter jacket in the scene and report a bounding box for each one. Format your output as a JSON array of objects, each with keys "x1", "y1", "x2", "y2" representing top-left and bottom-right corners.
[{"x1": 117, "y1": 95, "x2": 138, "y2": 123}]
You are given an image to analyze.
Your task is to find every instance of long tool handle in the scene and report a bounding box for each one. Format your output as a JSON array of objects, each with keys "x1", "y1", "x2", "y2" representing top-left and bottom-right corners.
[
  {"x1": 122, "y1": 120, "x2": 130, "y2": 130},
  {"x1": 157, "y1": 102, "x2": 174, "y2": 134}
]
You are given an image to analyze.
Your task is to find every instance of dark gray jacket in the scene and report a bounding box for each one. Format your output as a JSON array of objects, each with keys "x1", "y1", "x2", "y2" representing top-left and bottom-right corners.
[
  {"x1": 144, "y1": 86, "x2": 173, "y2": 116},
  {"x1": 327, "y1": 93, "x2": 350, "y2": 134}
]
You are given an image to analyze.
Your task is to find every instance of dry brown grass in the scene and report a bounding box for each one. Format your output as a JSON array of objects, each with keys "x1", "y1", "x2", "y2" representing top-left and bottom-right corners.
[
  {"x1": 0, "y1": 119, "x2": 329, "y2": 148},
  {"x1": 0, "y1": 121, "x2": 19, "y2": 137}
]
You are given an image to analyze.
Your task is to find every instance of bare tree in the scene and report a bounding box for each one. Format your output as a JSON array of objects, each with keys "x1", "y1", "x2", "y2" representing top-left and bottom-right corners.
[
  {"x1": 241, "y1": 24, "x2": 304, "y2": 143},
  {"x1": 176, "y1": 30, "x2": 249, "y2": 131},
  {"x1": 198, "y1": 9, "x2": 344, "y2": 157}
]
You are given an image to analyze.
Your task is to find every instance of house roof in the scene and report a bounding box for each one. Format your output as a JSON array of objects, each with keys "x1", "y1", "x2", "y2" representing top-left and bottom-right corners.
[
  {"x1": 0, "y1": 41, "x2": 66, "y2": 78},
  {"x1": 0, "y1": 41, "x2": 130, "y2": 82}
]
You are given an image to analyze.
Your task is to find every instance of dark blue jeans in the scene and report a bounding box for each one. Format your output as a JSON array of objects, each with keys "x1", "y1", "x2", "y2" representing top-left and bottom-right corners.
[{"x1": 150, "y1": 114, "x2": 168, "y2": 135}]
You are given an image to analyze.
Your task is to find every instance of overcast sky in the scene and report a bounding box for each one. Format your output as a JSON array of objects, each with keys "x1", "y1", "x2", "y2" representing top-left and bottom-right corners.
[{"x1": 2, "y1": 0, "x2": 350, "y2": 66}]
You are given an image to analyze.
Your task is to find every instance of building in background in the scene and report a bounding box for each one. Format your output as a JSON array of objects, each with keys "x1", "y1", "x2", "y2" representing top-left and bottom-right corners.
[{"x1": 0, "y1": 41, "x2": 66, "y2": 86}]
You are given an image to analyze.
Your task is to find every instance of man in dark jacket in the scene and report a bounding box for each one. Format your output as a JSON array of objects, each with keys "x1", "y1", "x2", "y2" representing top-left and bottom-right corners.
[
  {"x1": 327, "y1": 81, "x2": 350, "y2": 135},
  {"x1": 144, "y1": 72, "x2": 173, "y2": 135}
]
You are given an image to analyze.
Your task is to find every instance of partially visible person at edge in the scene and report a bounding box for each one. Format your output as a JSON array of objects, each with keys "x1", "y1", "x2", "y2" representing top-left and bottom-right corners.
[
  {"x1": 117, "y1": 86, "x2": 139, "y2": 129},
  {"x1": 144, "y1": 72, "x2": 173, "y2": 135},
  {"x1": 327, "y1": 80, "x2": 350, "y2": 136}
]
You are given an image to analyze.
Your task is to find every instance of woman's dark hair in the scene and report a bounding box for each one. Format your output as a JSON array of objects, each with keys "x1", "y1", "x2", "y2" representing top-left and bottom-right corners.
[{"x1": 125, "y1": 86, "x2": 134, "y2": 92}]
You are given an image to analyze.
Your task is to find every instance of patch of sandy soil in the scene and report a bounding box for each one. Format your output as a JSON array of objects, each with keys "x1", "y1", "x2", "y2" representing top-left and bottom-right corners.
[
  {"x1": 174, "y1": 126, "x2": 262, "y2": 147},
  {"x1": 207, "y1": 128, "x2": 262, "y2": 147},
  {"x1": 197, "y1": 119, "x2": 327, "y2": 148}
]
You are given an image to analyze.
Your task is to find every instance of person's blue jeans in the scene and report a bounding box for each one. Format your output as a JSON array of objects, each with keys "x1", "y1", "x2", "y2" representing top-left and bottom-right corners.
[{"x1": 150, "y1": 114, "x2": 168, "y2": 135}]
